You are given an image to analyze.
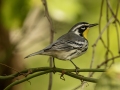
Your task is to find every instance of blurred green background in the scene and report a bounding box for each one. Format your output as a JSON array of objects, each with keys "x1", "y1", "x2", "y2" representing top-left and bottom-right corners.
[{"x1": 0, "y1": 0, "x2": 120, "y2": 90}]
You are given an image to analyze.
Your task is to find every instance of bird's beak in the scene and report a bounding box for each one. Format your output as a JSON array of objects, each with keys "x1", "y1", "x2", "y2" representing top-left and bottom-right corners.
[{"x1": 89, "y1": 23, "x2": 98, "y2": 27}]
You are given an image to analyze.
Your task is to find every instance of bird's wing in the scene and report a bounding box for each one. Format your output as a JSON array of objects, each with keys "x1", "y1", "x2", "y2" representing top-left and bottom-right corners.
[
  {"x1": 44, "y1": 40, "x2": 84, "y2": 51},
  {"x1": 44, "y1": 32, "x2": 87, "y2": 51}
]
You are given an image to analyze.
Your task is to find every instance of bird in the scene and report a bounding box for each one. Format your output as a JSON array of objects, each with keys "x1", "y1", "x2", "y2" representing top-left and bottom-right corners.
[{"x1": 25, "y1": 22, "x2": 98, "y2": 73}]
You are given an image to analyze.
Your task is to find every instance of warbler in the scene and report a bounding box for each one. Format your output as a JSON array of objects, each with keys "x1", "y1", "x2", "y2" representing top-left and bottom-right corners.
[{"x1": 25, "y1": 22, "x2": 98, "y2": 72}]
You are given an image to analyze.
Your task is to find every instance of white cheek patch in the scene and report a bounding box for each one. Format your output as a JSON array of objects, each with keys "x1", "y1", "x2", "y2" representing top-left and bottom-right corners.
[{"x1": 74, "y1": 29, "x2": 80, "y2": 36}]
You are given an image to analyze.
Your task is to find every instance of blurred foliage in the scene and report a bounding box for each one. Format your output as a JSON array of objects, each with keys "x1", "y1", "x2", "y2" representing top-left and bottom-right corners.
[
  {"x1": 48, "y1": 0, "x2": 83, "y2": 22},
  {"x1": 95, "y1": 63, "x2": 120, "y2": 90},
  {"x1": 0, "y1": 0, "x2": 31, "y2": 29},
  {"x1": 47, "y1": 0, "x2": 101, "y2": 24}
]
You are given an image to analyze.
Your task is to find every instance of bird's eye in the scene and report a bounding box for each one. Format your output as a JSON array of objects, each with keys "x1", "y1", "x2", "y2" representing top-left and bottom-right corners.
[{"x1": 80, "y1": 26, "x2": 86, "y2": 30}]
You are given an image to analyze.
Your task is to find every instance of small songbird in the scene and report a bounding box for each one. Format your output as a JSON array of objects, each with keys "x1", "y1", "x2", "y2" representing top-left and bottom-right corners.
[{"x1": 25, "y1": 22, "x2": 98, "y2": 72}]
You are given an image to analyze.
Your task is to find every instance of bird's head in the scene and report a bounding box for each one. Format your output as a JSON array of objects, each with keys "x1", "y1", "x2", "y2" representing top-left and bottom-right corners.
[{"x1": 69, "y1": 22, "x2": 98, "y2": 39}]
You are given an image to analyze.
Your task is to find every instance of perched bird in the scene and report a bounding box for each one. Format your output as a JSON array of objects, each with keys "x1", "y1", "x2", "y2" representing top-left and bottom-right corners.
[{"x1": 25, "y1": 22, "x2": 98, "y2": 72}]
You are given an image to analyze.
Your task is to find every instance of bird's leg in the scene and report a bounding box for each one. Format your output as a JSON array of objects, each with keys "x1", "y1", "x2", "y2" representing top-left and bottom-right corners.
[
  {"x1": 52, "y1": 57, "x2": 56, "y2": 74},
  {"x1": 70, "y1": 60, "x2": 80, "y2": 75},
  {"x1": 70, "y1": 60, "x2": 84, "y2": 82},
  {"x1": 53, "y1": 57, "x2": 56, "y2": 68}
]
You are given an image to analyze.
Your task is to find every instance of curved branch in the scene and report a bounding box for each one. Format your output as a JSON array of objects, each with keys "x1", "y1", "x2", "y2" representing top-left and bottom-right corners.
[
  {"x1": 41, "y1": 0, "x2": 55, "y2": 90},
  {"x1": 4, "y1": 69, "x2": 99, "y2": 90},
  {"x1": 0, "y1": 67, "x2": 105, "y2": 80},
  {"x1": 4, "y1": 70, "x2": 52, "y2": 90}
]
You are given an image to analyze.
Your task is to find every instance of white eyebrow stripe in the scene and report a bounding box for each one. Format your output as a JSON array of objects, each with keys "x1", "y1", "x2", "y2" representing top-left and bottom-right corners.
[{"x1": 72, "y1": 24, "x2": 89, "y2": 31}]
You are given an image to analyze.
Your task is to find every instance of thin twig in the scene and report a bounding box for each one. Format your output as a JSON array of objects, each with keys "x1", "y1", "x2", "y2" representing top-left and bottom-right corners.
[
  {"x1": 90, "y1": 46, "x2": 96, "y2": 75},
  {"x1": 41, "y1": 0, "x2": 54, "y2": 90},
  {"x1": 91, "y1": 17, "x2": 114, "y2": 71},
  {"x1": 72, "y1": 81, "x2": 88, "y2": 90},
  {"x1": 0, "y1": 63, "x2": 20, "y2": 74},
  {"x1": 114, "y1": 23, "x2": 120, "y2": 54},
  {"x1": 89, "y1": 0, "x2": 104, "y2": 75},
  {"x1": 114, "y1": 0, "x2": 120, "y2": 54},
  {"x1": 89, "y1": 55, "x2": 120, "y2": 77},
  {"x1": 105, "y1": 0, "x2": 110, "y2": 68},
  {"x1": 93, "y1": 17, "x2": 113, "y2": 46},
  {"x1": 41, "y1": 0, "x2": 54, "y2": 34},
  {"x1": 97, "y1": 55, "x2": 120, "y2": 68},
  {"x1": 107, "y1": 0, "x2": 120, "y2": 24}
]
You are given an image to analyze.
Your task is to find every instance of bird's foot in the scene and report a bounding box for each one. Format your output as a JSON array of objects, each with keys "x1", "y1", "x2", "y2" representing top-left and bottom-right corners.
[
  {"x1": 52, "y1": 66, "x2": 56, "y2": 74},
  {"x1": 75, "y1": 67, "x2": 84, "y2": 82},
  {"x1": 60, "y1": 70, "x2": 66, "y2": 81},
  {"x1": 75, "y1": 66, "x2": 80, "y2": 75},
  {"x1": 74, "y1": 66, "x2": 85, "y2": 83}
]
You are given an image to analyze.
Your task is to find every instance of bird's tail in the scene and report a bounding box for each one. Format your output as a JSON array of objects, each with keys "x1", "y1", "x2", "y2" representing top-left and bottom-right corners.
[{"x1": 24, "y1": 50, "x2": 44, "y2": 59}]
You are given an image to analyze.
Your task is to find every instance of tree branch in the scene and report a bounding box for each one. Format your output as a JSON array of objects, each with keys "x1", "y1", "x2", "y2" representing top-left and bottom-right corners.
[
  {"x1": 4, "y1": 70, "x2": 52, "y2": 90},
  {"x1": 3, "y1": 68, "x2": 103, "y2": 90},
  {"x1": 0, "y1": 67, "x2": 105, "y2": 80},
  {"x1": 41, "y1": 0, "x2": 55, "y2": 90}
]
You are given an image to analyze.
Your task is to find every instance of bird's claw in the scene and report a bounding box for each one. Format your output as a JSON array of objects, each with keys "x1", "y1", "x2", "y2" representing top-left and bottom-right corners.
[
  {"x1": 60, "y1": 70, "x2": 66, "y2": 81},
  {"x1": 75, "y1": 66, "x2": 80, "y2": 75},
  {"x1": 52, "y1": 66, "x2": 56, "y2": 74}
]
